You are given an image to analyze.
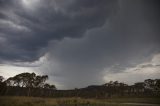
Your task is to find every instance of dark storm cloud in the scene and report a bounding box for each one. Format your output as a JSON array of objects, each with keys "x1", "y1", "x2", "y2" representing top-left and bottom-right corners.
[
  {"x1": 41, "y1": 0, "x2": 160, "y2": 89},
  {"x1": 0, "y1": 0, "x2": 160, "y2": 89},
  {"x1": 0, "y1": 0, "x2": 118, "y2": 62}
]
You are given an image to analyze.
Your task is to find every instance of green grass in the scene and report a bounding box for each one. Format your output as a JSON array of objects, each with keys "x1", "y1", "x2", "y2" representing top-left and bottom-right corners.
[{"x1": 0, "y1": 96, "x2": 160, "y2": 106}]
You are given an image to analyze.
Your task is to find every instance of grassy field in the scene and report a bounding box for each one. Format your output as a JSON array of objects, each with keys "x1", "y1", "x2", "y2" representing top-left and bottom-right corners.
[{"x1": 0, "y1": 96, "x2": 160, "y2": 106}]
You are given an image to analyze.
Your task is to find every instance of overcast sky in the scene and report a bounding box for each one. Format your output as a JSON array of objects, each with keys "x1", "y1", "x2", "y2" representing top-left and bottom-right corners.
[{"x1": 0, "y1": 0, "x2": 160, "y2": 89}]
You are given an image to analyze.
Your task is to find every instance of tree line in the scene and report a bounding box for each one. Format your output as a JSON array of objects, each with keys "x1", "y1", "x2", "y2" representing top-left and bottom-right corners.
[
  {"x1": 0, "y1": 72, "x2": 160, "y2": 98},
  {"x1": 0, "y1": 72, "x2": 56, "y2": 96}
]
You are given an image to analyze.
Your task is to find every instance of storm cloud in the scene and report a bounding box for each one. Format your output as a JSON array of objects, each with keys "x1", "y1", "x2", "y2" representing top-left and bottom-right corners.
[
  {"x1": 0, "y1": 0, "x2": 160, "y2": 89},
  {"x1": 0, "y1": 0, "x2": 117, "y2": 62}
]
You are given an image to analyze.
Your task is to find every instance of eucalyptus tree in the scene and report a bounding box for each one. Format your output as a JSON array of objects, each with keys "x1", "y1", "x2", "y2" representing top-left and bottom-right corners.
[
  {"x1": 41, "y1": 75, "x2": 48, "y2": 87},
  {"x1": 144, "y1": 79, "x2": 155, "y2": 90},
  {"x1": 133, "y1": 82, "x2": 145, "y2": 95},
  {"x1": 0, "y1": 76, "x2": 5, "y2": 95},
  {"x1": 34, "y1": 75, "x2": 48, "y2": 88},
  {"x1": 155, "y1": 79, "x2": 160, "y2": 89},
  {"x1": 0, "y1": 76, "x2": 4, "y2": 83},
  {"x1": 44, "y1": 83, "x2": 56, "y2": 90},
  {"x1": 49, "y1": 85, "x2": 56, "y2": 90},
  {"x1": 43, "y1": 83, "x2": 50, "y2": 89},
  {"x1": 5, "y1": 77, "x2": 15, "y2": 86}
]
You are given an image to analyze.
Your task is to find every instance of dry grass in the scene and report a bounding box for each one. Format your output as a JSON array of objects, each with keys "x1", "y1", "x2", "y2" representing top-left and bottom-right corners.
[{"x1": 0, "y1": 96, "x2": 160, "y2": 106}]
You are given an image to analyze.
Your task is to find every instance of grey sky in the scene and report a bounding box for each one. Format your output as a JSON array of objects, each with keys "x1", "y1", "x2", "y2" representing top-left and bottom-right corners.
[{"x1": 0, "y1": 0, "x2": 160, "y2": 89}]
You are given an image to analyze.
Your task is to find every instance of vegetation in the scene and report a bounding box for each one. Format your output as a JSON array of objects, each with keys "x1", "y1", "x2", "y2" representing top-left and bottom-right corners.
[
  {"x1": 0, "y1": 73, "x2": 56, "y2": 97},
  {"x1": 0, "y1": 72, "x2": 160, "y2": 105},
  {"x1": 0, "y1": 72, "x2": 160, "y2": 98},
  {"x1": 0, "y1": 96, "x2": 160, "y2": 106}
]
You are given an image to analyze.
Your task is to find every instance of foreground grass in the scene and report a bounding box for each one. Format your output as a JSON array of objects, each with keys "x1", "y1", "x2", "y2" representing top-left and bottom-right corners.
[{"x1": 0, "y1": 96, "x2": 160, "y2": 106}]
